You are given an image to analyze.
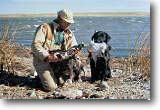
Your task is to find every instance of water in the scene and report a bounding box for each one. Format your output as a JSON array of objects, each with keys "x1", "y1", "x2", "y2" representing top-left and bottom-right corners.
[{"x1": 0, "y1": 16, "x2": 150, "y2": 57}]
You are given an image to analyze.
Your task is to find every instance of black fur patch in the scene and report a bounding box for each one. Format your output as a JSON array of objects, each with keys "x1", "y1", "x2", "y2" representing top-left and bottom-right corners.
[{"x1": 92, "y1": 31, "x2": 111, "y2": 43}]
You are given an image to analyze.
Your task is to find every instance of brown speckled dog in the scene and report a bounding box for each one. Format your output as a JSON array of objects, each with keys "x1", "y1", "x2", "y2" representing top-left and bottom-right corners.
[{"x1": 49, "y1": 45, "x2": 85, "y2": 85}]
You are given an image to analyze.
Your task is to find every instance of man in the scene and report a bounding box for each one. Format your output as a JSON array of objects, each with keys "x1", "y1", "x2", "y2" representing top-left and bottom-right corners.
[{"x1": 31, "y1": 9, "x2": 79, "y2": 91}]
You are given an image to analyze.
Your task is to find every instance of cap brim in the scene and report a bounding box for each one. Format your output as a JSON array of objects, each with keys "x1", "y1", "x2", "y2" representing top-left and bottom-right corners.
[{"x1": 63, "y1": 18, "x2": 74, "y2": 24}]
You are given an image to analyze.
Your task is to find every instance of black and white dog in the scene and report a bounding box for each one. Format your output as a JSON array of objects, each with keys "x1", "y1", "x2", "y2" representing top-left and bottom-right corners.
[{"x1": 88, "y1": 31, "x2": 112, "y2": 82}]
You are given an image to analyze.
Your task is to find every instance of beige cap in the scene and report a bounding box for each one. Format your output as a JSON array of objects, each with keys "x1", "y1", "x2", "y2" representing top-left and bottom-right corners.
[{"x1": 57, "y1": 9, "x2": 74, "y2": 23}]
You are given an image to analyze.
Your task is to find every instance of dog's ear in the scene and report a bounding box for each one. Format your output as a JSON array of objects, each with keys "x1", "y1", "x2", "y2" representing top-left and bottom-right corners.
[
  {"x1": 105, "y1": 33, "x2": 111, "y2": 43},
  {"x1": 91, "y1": 35, "x2": 94, "y2": 41},
  {"x1": 92, "y1": 31, "x2": 103, "y2": 41},
  {"x1": 91, "y1": 31, "x2": 98, "y2": 41}
]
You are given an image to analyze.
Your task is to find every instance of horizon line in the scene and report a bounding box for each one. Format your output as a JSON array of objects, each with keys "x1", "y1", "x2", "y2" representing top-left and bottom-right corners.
[{"x1": 0, "y1": 12, "x2": 150, "y2": 18}]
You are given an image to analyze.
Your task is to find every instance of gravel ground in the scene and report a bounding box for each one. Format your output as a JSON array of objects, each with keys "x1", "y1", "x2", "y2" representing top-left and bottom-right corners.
[{"x1": 0, "y1": 47, "x2": 150, "y2": 99}]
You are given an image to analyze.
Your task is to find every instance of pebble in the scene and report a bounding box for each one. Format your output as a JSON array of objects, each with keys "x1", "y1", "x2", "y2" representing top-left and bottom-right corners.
[
  {"x1": 53, "y1": 91, "x2": 64, "y2": 98},
  {"x1": 38, "y1": 95, "x2": 43, "y2": 99},
  {"x1": 109, "y1": 95, "x2": 117, "y2": 99},
  {"x1": 143, "y1": 83, "x2": 150, "y2": 90},
  {"x1": 104, "y1": 96, "x2": 110, "y2": 99},
  {"x1": 27, "y1": 90, "x2": 36, "y2": 97},
  {"x1": 53, "y1": 89, "x2": 83, "y2": 99},
  {"x1": 64, "y1": 79, "x2": 73, "y2": 85},
  {"x1": 82, "y1": 91, "x2": 90, "y2": 98},
  {"x1": 0, "y1": 93, "x2": 3, "y2": 96},
  {"x1": 111, "y1": 69, "x2": 122, "y2": 77},
  {"x1": 90, "y1": 94, "x2": 104, "y2": 99},
  {"x1": 45, "y1": 94, "x2": 56, "y2": 99}
]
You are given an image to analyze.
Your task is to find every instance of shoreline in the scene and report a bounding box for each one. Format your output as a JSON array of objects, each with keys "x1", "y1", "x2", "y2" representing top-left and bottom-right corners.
[{"x1": 0, "y1": 12, "x2": 150, "y2": 18}]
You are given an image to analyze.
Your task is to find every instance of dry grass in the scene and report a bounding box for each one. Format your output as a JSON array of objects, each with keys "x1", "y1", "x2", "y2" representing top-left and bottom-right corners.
[
  {"x1": 0, "y1": 22, "x2": 18, "y2": 73},
  {"x1": 110, "y1": 32, "x2": 150, "y2": 79},
  {"x1": 131, "y1": 32, "x2": 150, "y2": 78}
]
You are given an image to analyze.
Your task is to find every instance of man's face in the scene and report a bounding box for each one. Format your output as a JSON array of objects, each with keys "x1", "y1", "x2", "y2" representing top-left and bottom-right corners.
[{"x1": 58, "y1": 17, "x2": 71, "y2": 30}]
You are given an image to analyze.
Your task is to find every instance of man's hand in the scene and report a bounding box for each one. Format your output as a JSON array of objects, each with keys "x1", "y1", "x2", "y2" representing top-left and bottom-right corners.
[
  {"x1": 44, "y1": 54, "x2": 62, "y2": 62},
  {"x1": 71, "y1": 48, "x2": 81, "y2": 56}
]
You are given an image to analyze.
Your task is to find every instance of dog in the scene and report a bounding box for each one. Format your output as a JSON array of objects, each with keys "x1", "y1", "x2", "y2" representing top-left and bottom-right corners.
[
  {"x1": 49, "y1": 44, "x2": 85, "y2": 85},
  {"x1": 88, "y1": 31, "x2": 112, "y2": 82}
]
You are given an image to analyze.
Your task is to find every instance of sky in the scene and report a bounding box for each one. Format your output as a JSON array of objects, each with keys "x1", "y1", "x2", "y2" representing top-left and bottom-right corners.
[{"x1": 0, "y1": 0, "x2": 150, "y2": 14}]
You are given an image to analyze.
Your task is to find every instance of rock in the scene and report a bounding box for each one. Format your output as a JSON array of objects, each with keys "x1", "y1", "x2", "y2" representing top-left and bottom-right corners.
[
  {"x1": 90, "y1": 94, "x2": 104, "y2": 99},
  {"x1": 132, "y1": 72, "x2": 138, "y2": 76},
  {"x1": 82, "y1": 91, "x2": 90, "y2": 98},
  {"x1": 131, "y1": 75, "x2": 138, "y2": 81},
  {"x1": 123, "y1": 96, "x2": 129, "y2": 99},
  {"x1": 58, "y1": 89, "x2": 83, "y2": 99},
  {"x1": 143, "y1": 82, "x2": 150, "y2": 90},
  {"x1": 38, "y1": 95, "x2": 43, "y2": 99},
  {"x1": 113, "y1": 69, "x2": 117, "y2": 72},
  {"x1": 95, "y1": 87, "x2": 102, "y2": 91},
  {"x1": 104, "y1": 96, "x2": 110, "y2": 99},
  {"x1": 111, "y1": 69, "x2": 122, "y2": 77},
  {"x1": 27, "y1": 90, "x2": 36, "y2": 97},
  {"x1": 75, "y1": 96, "x2": 83, "y2": 99},
  {"x1": 123, "y1": 77, "x2": 131, "y2": 82},
  {"x1": 0, "y1": 93, "x2": 4, "y2": 96},
  {"x1": 52, "y1": 91, "x2": 66, "y2": 99},
  {"x1": 109, "y1": 95, "x2": 117, "y2": 99},
  {"x1": 82, "y1": 97, "x2": 86, "y2": 99},
  {"x1": 45, "y1": 95, "x2": 56, "y2": 99},
  {"x1": 64, "y1": 79, "x2": 72, "y2": 85}
]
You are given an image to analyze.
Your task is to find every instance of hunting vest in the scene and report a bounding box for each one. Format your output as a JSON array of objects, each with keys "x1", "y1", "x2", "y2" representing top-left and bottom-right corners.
[{"x1": 41, "y1": 22, "x2": 73, "y2": 51}]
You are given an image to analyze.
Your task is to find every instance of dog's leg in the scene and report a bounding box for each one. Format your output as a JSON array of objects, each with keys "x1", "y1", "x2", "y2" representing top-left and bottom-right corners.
[
  {"x1": 73, "y1": 69, "x2": 82, "y2": 82},
  {"x1": 77, "y1": 63, "x2": 84, "y2": 82},
  {"x1": 90, "y1": 58, "x2": 97, "y2": 82},
  {"x1": 66, "y1": 60, "x2": 74, "y2": 84},
  {"x1": 73, "y1": 65, "x2": 84, "y2": 82},
  {"x1": 73, "y1": 63, "x2": 79, "y2": 81},
  {"x1": 106, "y1": 66, "x2": 111, "y2": 79},
  {"x1": 96, "y1": 57, "x2": 108, "y2": 82},
  {"x1": 80, "y1": 65, "x2": 85, "y2": 81},
  {"x1": 106, "y1": 60, "x2": 112, "y2": 79}
]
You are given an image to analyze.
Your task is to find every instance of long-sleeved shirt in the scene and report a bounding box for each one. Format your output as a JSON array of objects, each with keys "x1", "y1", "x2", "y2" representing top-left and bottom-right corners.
[{"x1": 31, "y1": 21, "x2": 77, "y2": 61}]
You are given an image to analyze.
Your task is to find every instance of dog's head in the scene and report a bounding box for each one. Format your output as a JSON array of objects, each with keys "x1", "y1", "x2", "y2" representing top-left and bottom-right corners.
[
  {"x1": 91, "y1": 31, "x2": 111, "y2": 44},
  {"x1": 89, "y1": 31, "x2": 111, "y2": 62}
]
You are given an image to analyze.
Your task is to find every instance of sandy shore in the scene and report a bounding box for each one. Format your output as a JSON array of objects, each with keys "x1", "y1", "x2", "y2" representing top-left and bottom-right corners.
[{"x1": 0, "y1": 12, "x2": 150, "y2": 18}]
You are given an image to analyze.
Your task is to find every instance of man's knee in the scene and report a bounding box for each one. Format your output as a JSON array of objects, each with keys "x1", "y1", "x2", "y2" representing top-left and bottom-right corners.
[{"x1": 37, "y1": 69, "x2": 57, "y2": 92}]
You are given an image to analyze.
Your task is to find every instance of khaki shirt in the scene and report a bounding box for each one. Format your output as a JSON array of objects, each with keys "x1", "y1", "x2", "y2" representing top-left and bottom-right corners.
[{"x1": 31, "y1": 22, "x2": 77, "y2": 61}]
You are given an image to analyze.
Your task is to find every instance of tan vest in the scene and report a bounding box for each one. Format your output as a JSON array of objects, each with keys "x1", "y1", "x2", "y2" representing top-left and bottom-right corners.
[{"x1": 41, "y1": 23, "x2": 73, "y2": 51}]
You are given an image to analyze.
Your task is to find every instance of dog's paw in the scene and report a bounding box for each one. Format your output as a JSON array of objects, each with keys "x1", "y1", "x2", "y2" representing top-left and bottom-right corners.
[
  {"x1": 65, "y1": 79, "x2": 73, "y2": 84},
  {"x1": 77, "y1": 79, "x2": 82, "y2": 83},
  {"x1": 99, "y1": 81, "x2": 110, "y2": 90}
]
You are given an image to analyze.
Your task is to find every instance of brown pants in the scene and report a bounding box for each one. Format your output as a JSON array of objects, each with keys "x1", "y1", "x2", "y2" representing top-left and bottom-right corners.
[{"x1": 33, "y1": 58, "x2": 57, "y2": 91}]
